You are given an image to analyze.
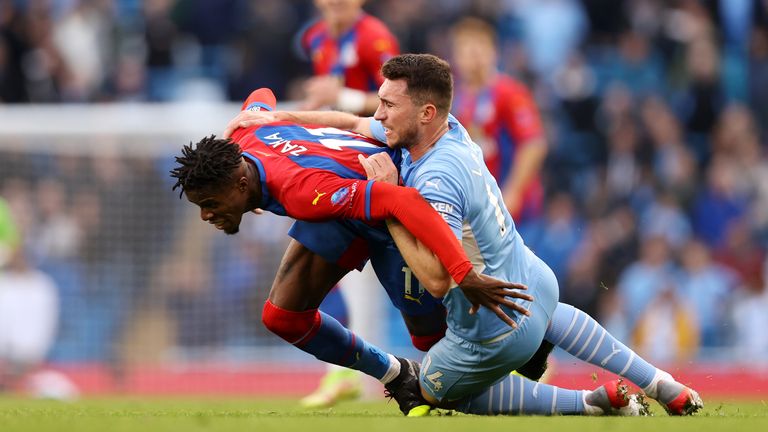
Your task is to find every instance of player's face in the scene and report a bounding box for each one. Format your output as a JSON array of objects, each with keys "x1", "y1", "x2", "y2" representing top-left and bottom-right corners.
[
  {"x1": 374, "y1": 79, "x2": 420, "y2": 149},
  {"x1": 186, "y1": 181, "x2": 249, "y2": 235},
  {"x1": 314, "y1": 0, "x2": 364, "y2": 25},
  {"x1": 452, "y1": 33, "x2": 496, "y2": 82}
]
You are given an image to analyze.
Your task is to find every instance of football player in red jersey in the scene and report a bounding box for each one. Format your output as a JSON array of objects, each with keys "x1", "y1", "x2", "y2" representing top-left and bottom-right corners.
[
  {"x1": 171, "y1": 88, "x2": 532, "y2": 414},
  {"x1": 450, "y1": 17, "x2": 548, "y2": 223},
  {"x1": 298, "y1": 0, "x2": 398, "y2": 114},
  {"x1": 296, "y1": 0, "x2": 400, "y2": 405}
]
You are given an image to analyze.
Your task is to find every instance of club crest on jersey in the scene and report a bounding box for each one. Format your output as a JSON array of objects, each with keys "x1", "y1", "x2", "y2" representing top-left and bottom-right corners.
[
  {"x1": 331, "y1": 187, "x2": 351, "y2": 206},
  {"x1": 245, "y1": 102, "x2": 272, "y2": 112}
]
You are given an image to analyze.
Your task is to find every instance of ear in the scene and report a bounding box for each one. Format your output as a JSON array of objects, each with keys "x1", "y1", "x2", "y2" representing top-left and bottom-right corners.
[
  {"x1": 237, "y1": 176, "x2": 248, "y2": 192},
  {"x1": 420, "y1": 103, "x2": 438, "y2": 124}
]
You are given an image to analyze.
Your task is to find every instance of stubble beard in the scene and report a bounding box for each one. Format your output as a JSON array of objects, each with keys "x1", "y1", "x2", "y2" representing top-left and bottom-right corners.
[{"x1": 393, "y1": 120, "x2": 421, "y2": 151}]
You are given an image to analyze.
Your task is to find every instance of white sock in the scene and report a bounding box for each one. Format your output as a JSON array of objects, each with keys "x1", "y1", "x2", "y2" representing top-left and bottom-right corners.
[
  {"x1": 643, "y1": 368, "x2": 673, "y2": 400},
  {"x1": 379, "y1": 354, "x2": 401, "y2": 385}
]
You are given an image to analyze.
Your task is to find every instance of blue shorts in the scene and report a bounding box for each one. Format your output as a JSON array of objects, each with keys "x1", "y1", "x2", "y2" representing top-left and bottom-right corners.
[
  {"x1": 289, "y1": 220, "x2": 443, "y2": 316},
  {"x1": 419, "y1": 256, "x2": 559, "y2": 402}
]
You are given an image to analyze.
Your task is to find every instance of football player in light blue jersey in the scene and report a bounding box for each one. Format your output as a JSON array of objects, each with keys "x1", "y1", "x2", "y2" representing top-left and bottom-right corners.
[{"x1": 223, "y1": 54, "x2": 703, "y2": 417}]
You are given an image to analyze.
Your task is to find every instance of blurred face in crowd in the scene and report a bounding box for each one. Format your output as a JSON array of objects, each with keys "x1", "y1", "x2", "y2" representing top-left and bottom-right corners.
[
  {"x1": 315, "y1": 0, "x2": 365, "y2": 32},
  {"x1": 452, "y1": 30, "x2": 497, "y2": 86},
  {"x1": 185, "y1": 167, "x2": 251, "y2": 235},
  {"x1": 374, "y1": 78, "x2": 422, "y2": 150}
]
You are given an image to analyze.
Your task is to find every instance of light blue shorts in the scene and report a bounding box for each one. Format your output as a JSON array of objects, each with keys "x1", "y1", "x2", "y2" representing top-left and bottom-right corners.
[{"x1": 419, "y1": 255, "x2": 559, "y2": 402}]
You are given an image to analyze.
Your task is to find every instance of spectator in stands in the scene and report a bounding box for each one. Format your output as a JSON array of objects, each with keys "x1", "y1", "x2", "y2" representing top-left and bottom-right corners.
[
  {"x1": 0, "y1": 206, "x2": 59, "y2": 393},
  {"x1": 639, "y1": 191, "x2": 692, "y2": 252},
  {"x1": 297, "y1": 0, "x2": 398, "y2": 114},
  {"x1": 449, "y1": 17, "x2": 548, "y2": 223},
  {"x1": 640, "y1": 97, "x2": 697, "y2": 205},
  {"x1": 731, "y1": 257, "x2": 768, "y2": 360},
  {"x1": 520, "y1": 191, "x2": 583, "y2": 285},
  {"x1": 631, "y1": 282, "x2": 699, "y2": 363},
  {"x1": 675, "y1": 238, "x2": 736, "y2": 349},
  {"x1": 677, "y1": 38, "x2": 726, "y2": 165},
  {"x1": 691, "y1": 154, "x2": 750, "y2": 248},
  {"x1": 506, "y1": 0, "x2": 587, "y2": 81},
  {"x1": 142, "y1": 0, "x2": 179, "y2": 101},
  {"x1": 616, "y1": 235, "x2": 676, "y2": 332}
]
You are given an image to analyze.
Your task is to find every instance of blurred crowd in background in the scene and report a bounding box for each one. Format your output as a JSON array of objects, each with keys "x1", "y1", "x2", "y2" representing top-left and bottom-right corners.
[{"x1": 2, "y1": 0, "x2": 768, "y2": 378}]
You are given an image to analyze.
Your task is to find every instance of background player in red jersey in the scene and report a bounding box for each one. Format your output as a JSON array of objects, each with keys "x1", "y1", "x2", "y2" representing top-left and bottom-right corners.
[
  {"x1": 171, "y1": 88, "x2": 532, "y2": 414},
  {"x1": 297, "y1": 0, "x2": 399, "y2": 405},
  {"x1": 298, "y1": 0, "x2": 398, "y2": 115},
  {"x1": 450, "y1": 17, "x2": 548, "y2": 224}
]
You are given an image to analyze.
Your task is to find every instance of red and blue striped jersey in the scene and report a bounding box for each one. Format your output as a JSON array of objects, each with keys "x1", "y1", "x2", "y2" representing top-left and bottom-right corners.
[
  {"x1": 226, "y1": 88, "x2": 474, "y2": 283},
  {"x1": 300, "y1": 13, "x2": 398, "y2": 91},
  {"x1": 229, "y1": 122, "x2": 401, "y2": 222}
]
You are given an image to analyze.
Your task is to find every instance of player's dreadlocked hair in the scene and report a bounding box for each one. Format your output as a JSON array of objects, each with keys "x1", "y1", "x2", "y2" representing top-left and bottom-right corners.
[{"x1": 170, "y1": 135, "x2": 243, "y2": 198}]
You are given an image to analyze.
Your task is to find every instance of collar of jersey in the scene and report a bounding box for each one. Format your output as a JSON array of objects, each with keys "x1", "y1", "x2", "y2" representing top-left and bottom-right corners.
[{"x1": 242, "y1": 151, "x2": 280, "y2": 214}]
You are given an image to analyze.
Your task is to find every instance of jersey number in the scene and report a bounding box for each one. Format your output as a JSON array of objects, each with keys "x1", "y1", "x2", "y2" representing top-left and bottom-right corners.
[
  {"x1": 401, "y1": 266, "x2": 425, "y2": 302},
  {"x1": 304, "y1": 127, "x2": 380, "y2": 150},
  {"x1": 486, "y1": 183, "x2": 508, "y2": 236}
]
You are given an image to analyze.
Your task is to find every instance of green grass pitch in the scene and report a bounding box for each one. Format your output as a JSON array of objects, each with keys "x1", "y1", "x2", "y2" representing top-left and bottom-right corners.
[{"x1": 1, "y1": 397, "x2": 766, "y2": 432}]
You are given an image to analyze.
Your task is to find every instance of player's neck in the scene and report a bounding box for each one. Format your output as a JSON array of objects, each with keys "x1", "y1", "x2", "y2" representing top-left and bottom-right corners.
[
  {"x1": 408, "y1": 121, "x2": 450, "y2": 161},
  {"x1": 463, "y1": 70, "x2": 494, "y2": 91},
  {"x1": 244, "y1": 160, "x2": 263, "y2": 211},
  {"x1": 327, "y1": 11, "x2": 362, "y2": 37}
]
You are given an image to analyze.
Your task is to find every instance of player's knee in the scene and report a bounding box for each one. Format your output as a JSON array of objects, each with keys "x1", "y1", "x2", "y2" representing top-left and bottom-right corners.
[
  {"x1": 410, "y1": 331, "x2": 445, "y2": 351},
  {"x1": 262, "y1": 300, "x2": 320, "y2": 345},
  {"x1": 401, "y1": 309, "x2": 447, "y2": 351}
]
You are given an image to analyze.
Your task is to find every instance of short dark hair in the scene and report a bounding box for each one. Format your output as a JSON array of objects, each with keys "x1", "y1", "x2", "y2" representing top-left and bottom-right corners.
[
  {"x1": 170, "y1": 135, "x2": 242, "y2": 198},
  {"x1": 381, "y1": 54, "x2": 453, "y2": 117}
]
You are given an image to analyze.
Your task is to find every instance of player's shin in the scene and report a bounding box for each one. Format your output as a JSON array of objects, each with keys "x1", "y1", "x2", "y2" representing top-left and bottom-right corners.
[
  {"x1": 262, "y1": 300, "x2": 399, "y2": 382},
  {"x1": 545, "y1": 303, "x2": 657, "y2": 389},
  {"x1": 457, "y1": 374, "x2": 584, "y2": 415}
]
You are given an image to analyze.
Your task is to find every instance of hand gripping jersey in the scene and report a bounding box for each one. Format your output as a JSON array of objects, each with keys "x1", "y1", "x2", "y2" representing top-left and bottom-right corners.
[
  {"x1": 371, "y1": 114, "x2": 559, "y2": 343},
  {"x1": 300, "y1": 13, "x2": 399, "y2": 91}
]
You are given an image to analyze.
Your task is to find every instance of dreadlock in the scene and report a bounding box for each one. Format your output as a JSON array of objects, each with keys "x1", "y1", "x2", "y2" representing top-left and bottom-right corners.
[{"x1": 170, "y1": 135, "x2": 243, "y2": 198}]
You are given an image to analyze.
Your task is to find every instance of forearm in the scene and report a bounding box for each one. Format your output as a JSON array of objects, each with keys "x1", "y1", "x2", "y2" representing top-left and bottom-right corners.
[
  {"x1": 334, "y1": 87, "x2": 380, "y2": 116},
  {"x1": 277, "y1": 110, "x2": 372, "y2": 137},
  {"x1": 367, "y1": 182, "x2": 472, "y2": 284},
  {"x1": 502, "y1": 138, "x2": 547, "y2": 198},
  {"x1": 361, "y1": 92, "x2": 380, "y2": 116},
  {"x1": 386, "y1": 219, "x2": 452, "y2": 298}
]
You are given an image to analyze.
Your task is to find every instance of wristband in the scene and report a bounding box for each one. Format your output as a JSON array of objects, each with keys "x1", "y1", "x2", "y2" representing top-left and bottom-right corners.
[{"x1": 336, "y1": 88, "x2": 367, "y2": 113}]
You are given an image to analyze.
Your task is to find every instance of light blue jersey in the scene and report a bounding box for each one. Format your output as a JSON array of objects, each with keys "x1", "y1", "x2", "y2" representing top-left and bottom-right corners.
[
  {"x1": 370, "y1": 115, "x2": 664, "y2": 408},
  {"x1": 371, "y1": 115, "x2": 557, "y2": 343}
]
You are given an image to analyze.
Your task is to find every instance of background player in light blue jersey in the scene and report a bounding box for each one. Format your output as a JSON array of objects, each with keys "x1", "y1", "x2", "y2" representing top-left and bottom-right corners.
[{"x1": 224, "y1": 54, "x2": 703, "y2": 417}]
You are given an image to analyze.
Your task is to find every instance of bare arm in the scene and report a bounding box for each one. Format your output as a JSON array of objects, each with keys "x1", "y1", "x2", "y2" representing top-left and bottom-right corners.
[
  {"x1": 501, "y1": 137, "x2": 547, "y2": 216},
  {"x1": 278, "y1": 110, "x2": 373, "y2": 137},
  {"x1": 386, "y1": 217, "x2": 532, "y2": 327},
  {"x1": 362, "y1": 153, "x2": 452, "y2": 296},
  {"x1": 386, "y1": 219, "x2": 453, "y2": 298},
  {"x1": 300, "y1": 76, "x2": 381, "y2": 115},
  {"x1": 222, "y1": 109, "x2": 373, "y2": 139}
]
